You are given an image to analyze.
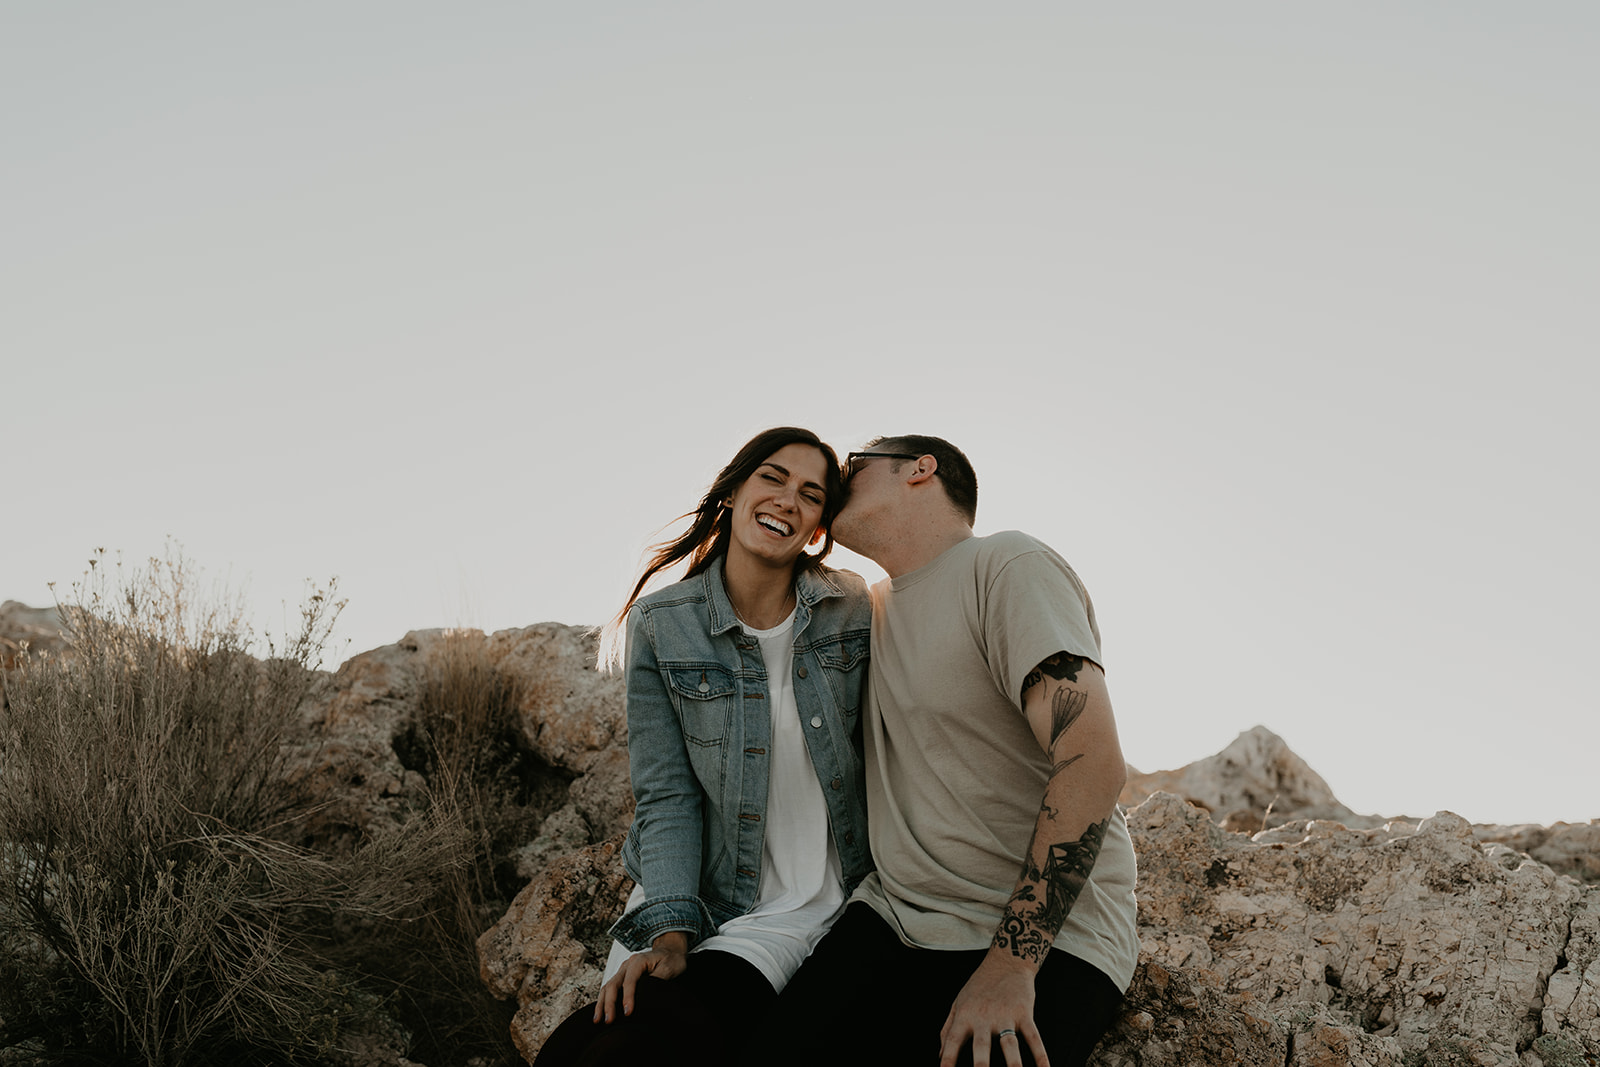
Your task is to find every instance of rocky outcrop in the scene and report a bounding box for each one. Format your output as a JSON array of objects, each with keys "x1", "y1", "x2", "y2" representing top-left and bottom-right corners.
[
  {"x1": 1475, "y1": 821, "x2": 1600, "y2": 887},
  {"x1": 0, "y1": 601, "x2": 70, "y2": 716},
  {"x1": 476, "y1": 789, "x2": 1600, "y2": 1066},
  {"x1": 1099, "y1": 796, "x2": 1597, "y2": 1066},
  {"x1": 471, "y1": 718, "x2": 1599, "y2": 1066},
  {"x1": 0, "y1": 600, "x2": 67, "y2": 663},
  {"x1": 5, "y1": 602, "x2": 1596, "y2": 1066},
  {"x1": 1122, "y1": 724, "x2": 1374, "y2": 832},
  {"x1": 287, "y1": 623, "x2": 627, "y2": 861},
  {"x1": 0, "y1": 601, "x2": 69, "y2": 710},
  {"x1": 476, "y1": 835, "x2": 634, "y2": 1063}
]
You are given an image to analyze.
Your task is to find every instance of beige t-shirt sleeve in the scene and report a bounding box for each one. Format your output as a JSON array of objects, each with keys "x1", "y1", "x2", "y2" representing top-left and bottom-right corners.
[{"x1": 975, "y1": 536, "x2": 1105, "y2": 709}]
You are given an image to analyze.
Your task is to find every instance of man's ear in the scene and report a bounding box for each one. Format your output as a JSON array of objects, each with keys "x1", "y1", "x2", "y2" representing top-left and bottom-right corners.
[{"x1": 906, "y1": 455, "x2": 939, "y2": 486}]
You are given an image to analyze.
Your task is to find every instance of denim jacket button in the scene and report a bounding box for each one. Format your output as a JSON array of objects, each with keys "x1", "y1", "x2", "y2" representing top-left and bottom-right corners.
[
  {"x1": 698, "y1": 681, "x2": 710, "y2": 693},
  {"x1": 830, "y1": 775, "x2": 843, "y2": 790},
  {"x1": 797, "y1": 666, "x2": 808, "y2": 678},
  {"x1": 809, "y1": 716, "x2": 823, "y2": 728}
]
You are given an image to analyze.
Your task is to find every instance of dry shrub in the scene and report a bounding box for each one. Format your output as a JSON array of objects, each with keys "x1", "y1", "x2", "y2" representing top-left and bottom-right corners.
[
  {"x1": 366, "y1": 629, "x2": 549, "y2": 1066},
  {"x1": 0, "y1": 551, "x2": 468, "y2": 1067}
]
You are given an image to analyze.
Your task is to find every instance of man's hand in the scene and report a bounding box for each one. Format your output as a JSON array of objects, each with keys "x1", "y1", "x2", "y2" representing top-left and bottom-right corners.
[
  {"x1": 594, "y1": 932, "x2": 690, "y2": 1023},
  {"x1": 939, "y1": 948, "x2": 1050, "y2": 1067}
]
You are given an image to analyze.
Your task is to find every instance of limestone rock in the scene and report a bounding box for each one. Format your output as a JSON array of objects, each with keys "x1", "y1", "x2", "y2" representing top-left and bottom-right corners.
[
  {"x1": 1121, "y1": 725, "x2": 1368, "y2": 832},
  {"x1": 487, "y1": 623, "x2": 626, "y2": 778},
  {"x1": 0, "y1": 600, "x2": 68, "y2": 666},
  {"x1": 289, "y1": 623, "x2": 629, "y2": 855},
  {"x1": 1540, "y1": 889, "x2": 1600, "y2": 1053},
  {"x1": 1475, "y1": 821, "x2": 1600, "y2": 885},
  {"x1": 288, "y1": 632, "x2": 434, "y2": 850},
  {"x1": 479, "y1": 784, "x2": 1599, "y2": 1066},
  {"x1": 488, "y1": 623, "x2": 631, "y2": 843},
  {"x1": 272, "y1": 627, "x2": 1600, "y2": 1067},
  {"x1": 1116, "y1": 793, "x2": 1595, "y2": 1067},
  {"x1": 10, "y1": 593, "x2": 1599, "y2": 1067},
  {"x1": 1091, "y1": 958, "x2": 1287, "y2": 1067},
  {"x1": 280, "y1": 621, "x2": 633, "y2": 1063},
  {"x1": 477, "y1": 834, "x2": 634, "y2": 1063},
  {"x1": 0, "y1": 600, "x2": 70, "y2": 709}
]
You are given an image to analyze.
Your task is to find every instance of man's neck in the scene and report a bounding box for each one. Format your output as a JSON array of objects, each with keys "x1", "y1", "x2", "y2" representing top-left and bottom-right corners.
[{"x1": 877, "y1": 526, "x2": 974, "y2": 579}]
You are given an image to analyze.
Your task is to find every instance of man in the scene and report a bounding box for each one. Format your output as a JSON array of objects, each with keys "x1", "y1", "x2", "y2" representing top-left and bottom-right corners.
[{"x1": 766, "y1": 435, "x2": 1138, "y2": 1067}]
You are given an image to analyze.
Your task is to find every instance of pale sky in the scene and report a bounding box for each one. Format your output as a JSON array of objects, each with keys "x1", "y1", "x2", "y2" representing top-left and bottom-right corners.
[{"x1": 5, "y1": 4, "x2": 1595, "y2": 827}]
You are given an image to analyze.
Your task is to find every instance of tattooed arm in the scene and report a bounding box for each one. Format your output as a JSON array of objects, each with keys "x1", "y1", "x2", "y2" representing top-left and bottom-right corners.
[
  {"x1": 995, "y1": 654, "x2": 1125, "y2": 962},
  {"x1": 938, "y1": 652, "x2": 1127, "y2": 1067}
]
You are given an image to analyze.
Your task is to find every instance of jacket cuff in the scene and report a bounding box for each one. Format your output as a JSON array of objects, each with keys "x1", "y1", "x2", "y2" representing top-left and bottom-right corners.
[{"x1": 608, "y1": 894, "x2": 719, "y2": 952}]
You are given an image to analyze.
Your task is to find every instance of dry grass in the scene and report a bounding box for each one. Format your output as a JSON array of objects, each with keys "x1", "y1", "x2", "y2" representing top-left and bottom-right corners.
[{"x1": 0, "y1": 550, "x2": 469, "y2": 1066}]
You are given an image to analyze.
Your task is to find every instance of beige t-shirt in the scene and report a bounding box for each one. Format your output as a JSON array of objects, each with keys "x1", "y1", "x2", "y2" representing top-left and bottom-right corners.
[{"x1": 851, "y1": 531, "x2": 1139, "y2": 992}]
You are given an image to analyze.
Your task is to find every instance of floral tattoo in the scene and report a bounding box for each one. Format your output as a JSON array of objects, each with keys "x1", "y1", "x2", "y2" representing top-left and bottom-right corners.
[{"x1": 1020, "y1": 652, "x2": 1087, "y2": 700}]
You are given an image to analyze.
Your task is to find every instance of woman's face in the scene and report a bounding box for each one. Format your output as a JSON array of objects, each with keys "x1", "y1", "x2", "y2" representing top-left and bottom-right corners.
[{"x1": 725, "y1": 443, "x2": 830, "y2": 571}]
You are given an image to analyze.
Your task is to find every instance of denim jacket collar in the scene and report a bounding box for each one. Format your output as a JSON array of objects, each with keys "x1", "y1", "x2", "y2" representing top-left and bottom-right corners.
[{"x1": 698, "y1": 555, "x2": 847, "y2": 639}]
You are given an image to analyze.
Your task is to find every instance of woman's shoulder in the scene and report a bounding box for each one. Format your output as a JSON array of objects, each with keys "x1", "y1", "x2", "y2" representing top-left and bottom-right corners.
[
  {"x1": 632, "y1": 570, "x2": 713, "y2": 616},
  {"x1": 805, "y1": 561, "x2": 862, "y2": 587},
  {"x1": 803, "y1": 564, "x2": 873, "y2": 607}
]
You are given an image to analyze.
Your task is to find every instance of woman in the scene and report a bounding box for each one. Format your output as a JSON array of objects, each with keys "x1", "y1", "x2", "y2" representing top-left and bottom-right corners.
[{"x1": 535, "y1": 427, "x2": 873, "y2": 1067}]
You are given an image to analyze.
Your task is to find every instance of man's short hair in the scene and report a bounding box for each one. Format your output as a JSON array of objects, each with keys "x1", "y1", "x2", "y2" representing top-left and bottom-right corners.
[{"x1": 866, "y1": 434, "x2": 978, "y2": 523}]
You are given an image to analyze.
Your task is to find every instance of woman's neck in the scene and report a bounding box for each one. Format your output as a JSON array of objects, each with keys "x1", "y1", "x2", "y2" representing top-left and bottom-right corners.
[{"x1": 722, "y1": 553, "x2": 797, "y2": 630}]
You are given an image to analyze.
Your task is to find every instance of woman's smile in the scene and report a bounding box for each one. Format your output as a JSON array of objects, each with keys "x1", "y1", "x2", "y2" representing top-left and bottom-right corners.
[{"x1": 755, "y1": 514, "x2": 794, "y2": 537}]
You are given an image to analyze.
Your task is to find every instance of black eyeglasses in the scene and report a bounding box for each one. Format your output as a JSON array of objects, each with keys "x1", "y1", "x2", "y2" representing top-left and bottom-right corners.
[{"x1": 846, "y1": 451, "x2": 923, "y2": 477}]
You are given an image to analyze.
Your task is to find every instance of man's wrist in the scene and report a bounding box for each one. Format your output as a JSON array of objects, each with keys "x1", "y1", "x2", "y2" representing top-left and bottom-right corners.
[
  {"x1": 991, "y1": 900, "x2": 1057, "y2": 971},
  {"x1": 985, "y1": 937, "x2": 1045, "y2": 976}
]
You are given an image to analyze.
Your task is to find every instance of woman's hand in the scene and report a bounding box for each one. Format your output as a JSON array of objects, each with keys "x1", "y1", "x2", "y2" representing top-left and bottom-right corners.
[{"x1": 594, "y1": 932, "x2": 691, "y2": 1023}]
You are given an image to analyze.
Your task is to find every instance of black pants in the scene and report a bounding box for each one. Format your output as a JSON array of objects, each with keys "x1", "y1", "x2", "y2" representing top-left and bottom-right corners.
[
  {"x1": 758, "y1": 903, "x2": 1124, "y2": 1067},
  {"x1": 534, "y1": 949, "x2": 777, "y2": 1067}
]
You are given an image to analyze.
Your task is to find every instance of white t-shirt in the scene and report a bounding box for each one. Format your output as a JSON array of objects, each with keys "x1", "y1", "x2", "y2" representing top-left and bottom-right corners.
[{"x1": 605, "y1": 606, "x2": 846, "y2": 992}]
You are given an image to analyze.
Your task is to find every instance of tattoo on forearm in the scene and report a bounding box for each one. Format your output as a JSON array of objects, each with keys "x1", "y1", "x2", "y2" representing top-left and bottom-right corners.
[
  {"x1": 1052, "y1": 754, "x2": 1084, "y2": 775},
  {"x1": 992, "y1": 816, "x2": 1110, "y2": 965},
  {"x1": 1049, "y1": 686, "x2": 1087, "y2": 747}
]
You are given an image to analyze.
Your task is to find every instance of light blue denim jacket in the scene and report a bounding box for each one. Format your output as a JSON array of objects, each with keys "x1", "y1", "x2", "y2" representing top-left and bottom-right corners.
[{"x1": 610, "y1": 556, "x2": 874, "y2": 951}]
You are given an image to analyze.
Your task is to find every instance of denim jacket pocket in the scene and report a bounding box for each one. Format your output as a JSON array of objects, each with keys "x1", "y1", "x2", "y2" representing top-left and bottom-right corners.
[
  {"x1": 663, "y1": 664, "x2": 735, "y2": 789},
  {"x1": 813, "y1": 634, "x2": 870, "y2": 718}
]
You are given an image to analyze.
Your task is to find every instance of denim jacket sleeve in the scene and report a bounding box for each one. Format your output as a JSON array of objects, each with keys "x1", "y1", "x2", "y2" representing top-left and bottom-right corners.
[{"x1": 609, "y1": 605, "x2": 721, "y2": 950}]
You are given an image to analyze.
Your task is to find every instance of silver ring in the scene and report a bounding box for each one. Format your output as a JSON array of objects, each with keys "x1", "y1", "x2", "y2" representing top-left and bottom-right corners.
[{"x1": 999, "y1": 1029, "x2": 1017, "y2": 1038}]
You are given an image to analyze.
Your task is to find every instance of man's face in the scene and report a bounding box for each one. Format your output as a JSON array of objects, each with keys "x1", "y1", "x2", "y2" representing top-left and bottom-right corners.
[{"x1": 833, "y1": 452, "x2": 901, "y2": 553}]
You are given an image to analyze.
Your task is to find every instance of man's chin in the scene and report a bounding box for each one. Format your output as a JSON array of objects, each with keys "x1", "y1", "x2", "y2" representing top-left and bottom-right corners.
[{"x1": 831, "y1": 521, "x2": 864, "y2": 554}]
